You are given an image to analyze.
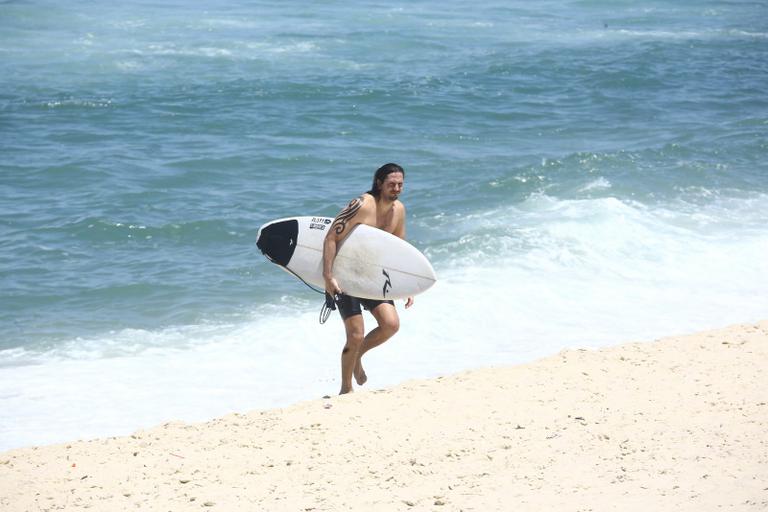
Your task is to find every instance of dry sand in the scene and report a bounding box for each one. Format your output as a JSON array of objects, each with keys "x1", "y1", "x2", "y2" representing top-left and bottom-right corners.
[{"x1": 1, "y1": 321, "x2": 766, "y2": 511}]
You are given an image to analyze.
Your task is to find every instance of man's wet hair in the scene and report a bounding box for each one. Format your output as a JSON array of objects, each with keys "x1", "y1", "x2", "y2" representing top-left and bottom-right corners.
[{"x1": 369, "y1": 163, "x2": 405, "y2": 198}]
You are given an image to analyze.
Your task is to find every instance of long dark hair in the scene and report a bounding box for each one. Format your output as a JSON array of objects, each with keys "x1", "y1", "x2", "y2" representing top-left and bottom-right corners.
[{"x1": 368, "y1": 163, "x2": 405, "y2": 198}]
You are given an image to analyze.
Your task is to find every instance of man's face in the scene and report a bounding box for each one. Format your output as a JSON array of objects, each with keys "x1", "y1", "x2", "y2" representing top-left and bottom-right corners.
[{"x1": 380, "y1": 172, "x2": 404, "y2": 201}]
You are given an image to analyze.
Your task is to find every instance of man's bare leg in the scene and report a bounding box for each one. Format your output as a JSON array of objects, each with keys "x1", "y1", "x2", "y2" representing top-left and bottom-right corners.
[
  {"x1": 354, "y1": 303, "x2": 400, "y2": 386},
  {"x1": 340, "y1": 315, "x2": 365, "y2": 394}
]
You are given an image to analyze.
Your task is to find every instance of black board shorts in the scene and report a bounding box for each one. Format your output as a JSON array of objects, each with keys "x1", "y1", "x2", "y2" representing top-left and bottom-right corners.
[{"x1": 336, "y1": 294, "x2": 394, "y2": 321}]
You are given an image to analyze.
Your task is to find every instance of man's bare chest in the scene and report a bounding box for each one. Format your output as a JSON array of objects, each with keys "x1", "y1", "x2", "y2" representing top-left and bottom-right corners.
[{"x1": 362, "y1": 206, "x2": 398, "y2": 234}]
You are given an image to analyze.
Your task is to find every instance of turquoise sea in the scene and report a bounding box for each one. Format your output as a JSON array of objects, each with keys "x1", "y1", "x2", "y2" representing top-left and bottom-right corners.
[{"x1": 1, "y1": 0, "x2": 767, "y2": 450}]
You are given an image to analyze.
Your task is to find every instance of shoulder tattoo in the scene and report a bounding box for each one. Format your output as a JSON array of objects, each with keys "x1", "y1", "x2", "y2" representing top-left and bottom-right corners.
[{"x1": 332, "y1": 196, "x2": 363, "y2": 235}]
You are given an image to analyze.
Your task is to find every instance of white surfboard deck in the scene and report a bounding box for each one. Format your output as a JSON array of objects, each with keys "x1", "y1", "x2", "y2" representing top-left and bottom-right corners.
[{"x1": 257, "y1": 216, "x2": 436, "y2": 300}]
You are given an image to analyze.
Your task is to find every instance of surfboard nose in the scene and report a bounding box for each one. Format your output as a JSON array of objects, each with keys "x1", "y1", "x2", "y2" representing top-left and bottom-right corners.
[{"x1": 256, "y1": 219, "x2": 299, "y2": 267}]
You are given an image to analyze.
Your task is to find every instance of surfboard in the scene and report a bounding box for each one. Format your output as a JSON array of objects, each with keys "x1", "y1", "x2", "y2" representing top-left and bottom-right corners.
[{"x1": 256, "y1": 216, "x2": 437, "y2": 300}]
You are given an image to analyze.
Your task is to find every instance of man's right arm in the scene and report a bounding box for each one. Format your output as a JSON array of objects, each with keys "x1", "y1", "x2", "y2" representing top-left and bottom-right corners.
[{"x1": 323, "y1": 196, "x2": 366, "y2": 295}]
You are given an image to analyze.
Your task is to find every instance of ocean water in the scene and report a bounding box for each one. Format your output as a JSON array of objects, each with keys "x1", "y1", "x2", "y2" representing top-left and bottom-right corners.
[{"x1": 1, "y1": 0, "x2": 767, "y2": 451}]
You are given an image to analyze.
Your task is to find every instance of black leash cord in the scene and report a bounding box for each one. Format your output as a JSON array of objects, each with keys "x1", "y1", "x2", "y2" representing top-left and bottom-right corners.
[
  {"x1": 281, "y1": 265, "x2": 324, "y2": 295},
  {"x1": 278, "y1": 265, "x2": 337, "y2": 324}
]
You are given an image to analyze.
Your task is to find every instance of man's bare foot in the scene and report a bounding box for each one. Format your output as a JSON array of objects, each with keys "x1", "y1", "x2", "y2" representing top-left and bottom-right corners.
[
  {"x1": 339, "y1": 386, "x2": 354, "y2": 395},
  {"x1": 353, "y1": 359, "x2": 368, "y2": 386}
]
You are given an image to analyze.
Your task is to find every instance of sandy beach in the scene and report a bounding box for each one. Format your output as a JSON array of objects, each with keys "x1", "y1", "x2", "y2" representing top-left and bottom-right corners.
[{"x1": 1, "y1": 321, "x2": 766, "y2": 511}]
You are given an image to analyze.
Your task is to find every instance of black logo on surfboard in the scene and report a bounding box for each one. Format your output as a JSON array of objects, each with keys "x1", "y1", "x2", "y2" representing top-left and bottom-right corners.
[
  {"x1": 309, "y1": 217, "x2": 333, "y2": 231},
  {"x1": 382, "y1": 269, "x2": 392, "y2": 297}
]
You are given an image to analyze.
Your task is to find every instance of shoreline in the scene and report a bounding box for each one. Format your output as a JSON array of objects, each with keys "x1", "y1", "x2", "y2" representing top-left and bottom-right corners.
[{"x1": 1, "y1": 321, "x2": 766, "y2": 511}]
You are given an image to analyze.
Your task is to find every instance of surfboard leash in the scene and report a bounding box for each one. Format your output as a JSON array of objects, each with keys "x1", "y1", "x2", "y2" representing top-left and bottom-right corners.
[
  {"x1": 277, "y1": 264, "x2": 338, "y2": 324},
  {"x1": 280, "y1": 265, "x2": 325, "y2": 295}
]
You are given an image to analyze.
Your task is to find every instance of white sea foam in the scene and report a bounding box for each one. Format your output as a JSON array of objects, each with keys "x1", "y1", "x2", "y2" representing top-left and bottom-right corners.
[
  {"x1": 244, "y1": 41, "x2": 318, "y2": 55},
  {"x1": 605, "y1": 28, "x2": 768, "y2": 41},
  {"x1": 115, "y1": 59, "x2": 144, "y2": 71},
  {"x1": 199, "y1": 18, "x2": 264, "y2": 30},
  {"x1": 2, "y1": 193, "x2": 766, "y2": 452},
  {"x1": 550, "y1": 27, "x2": 768, "y2": 45},
  {"x1": 135, "y1": 44, "x2": 234, "y2": 58},
  {"x1": 44, "y1": 98, "x2": 113, "y2": 109},
  {"x1": 118, "y1": 41, "x2": 318, "y2": 62},
  {"x1": 579, "y1": 177, "x2": 612, "y2": 192},
  {"x1": 0, "y1": 314, "x2": 341, "y2": 450}
]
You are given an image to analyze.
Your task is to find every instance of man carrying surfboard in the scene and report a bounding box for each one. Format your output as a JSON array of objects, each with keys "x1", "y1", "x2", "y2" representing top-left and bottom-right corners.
[{"x1": 323, "y1": 163, "x2": 414, "y2": 395}]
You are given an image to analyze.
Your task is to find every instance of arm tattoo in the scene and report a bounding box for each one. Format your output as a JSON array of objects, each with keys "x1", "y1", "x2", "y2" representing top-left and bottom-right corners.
[{"x1": 332, "y1": 197, "x2": 363, "y2": 235}]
